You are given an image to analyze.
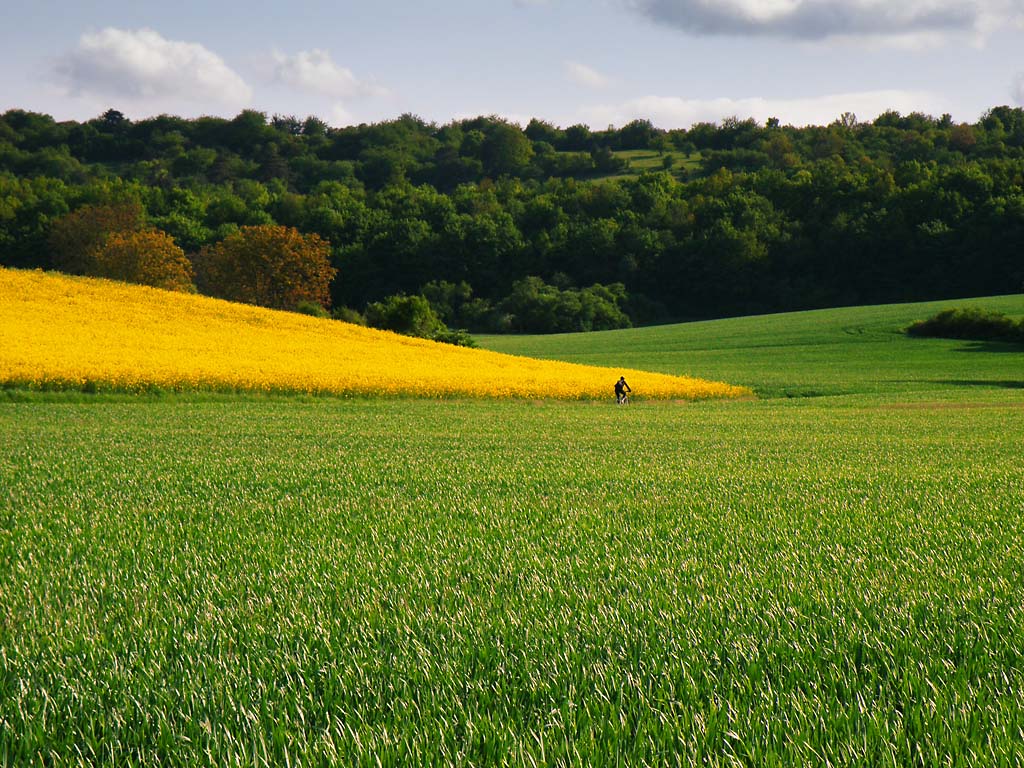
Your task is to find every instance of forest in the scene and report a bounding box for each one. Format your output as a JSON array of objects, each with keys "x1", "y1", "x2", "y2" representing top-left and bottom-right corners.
[{"x1": 2, "y1": 106, "x2": 1023, "y2": 333}]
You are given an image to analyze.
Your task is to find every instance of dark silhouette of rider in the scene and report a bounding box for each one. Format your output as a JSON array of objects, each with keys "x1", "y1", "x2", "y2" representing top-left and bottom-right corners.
[{"x1": 615, "y1": 376, "x2": 631, "y2": 403}]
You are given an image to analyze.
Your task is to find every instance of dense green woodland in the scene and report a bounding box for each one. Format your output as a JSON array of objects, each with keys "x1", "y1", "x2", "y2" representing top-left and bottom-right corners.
[{"x1": 2, "y1": 107, "x2": 1024, "y2": 330}]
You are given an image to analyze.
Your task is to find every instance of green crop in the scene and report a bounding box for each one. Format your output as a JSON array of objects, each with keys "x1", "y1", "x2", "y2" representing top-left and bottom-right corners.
[
  {"x1": 3, "y1": 391, "x2": 1024, "y2": 766},
  {"x1": 478, "y1": 293, "x2": 1024, "y2": 399}
]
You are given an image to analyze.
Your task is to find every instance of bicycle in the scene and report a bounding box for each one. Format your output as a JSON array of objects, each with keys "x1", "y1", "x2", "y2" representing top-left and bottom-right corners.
[{"x1": 617, "y1": 392, "x2": 631, "y2": 405}]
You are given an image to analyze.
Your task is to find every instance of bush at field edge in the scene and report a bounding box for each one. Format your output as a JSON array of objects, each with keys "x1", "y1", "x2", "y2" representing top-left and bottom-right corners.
[{"x1": 906, "y1": 308, "x2": 1024, "y2": 343}]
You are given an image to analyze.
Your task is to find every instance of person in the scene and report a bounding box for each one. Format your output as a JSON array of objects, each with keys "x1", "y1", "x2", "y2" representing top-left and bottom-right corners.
[{"x1": 614, "y1": 375, "x2": 631, "y2": 404}]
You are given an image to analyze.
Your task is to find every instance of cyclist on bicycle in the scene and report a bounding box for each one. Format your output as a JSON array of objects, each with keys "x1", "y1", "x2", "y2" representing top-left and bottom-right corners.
[{"x1": 615, "y1": 376, "x2": 631, "y2": 404}]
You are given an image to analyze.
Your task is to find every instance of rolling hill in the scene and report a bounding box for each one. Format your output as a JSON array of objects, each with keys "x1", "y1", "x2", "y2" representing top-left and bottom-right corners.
[
  {"x1": 0, "y1": 267, "x2": 747, "y2": 401},
  {"x1": 479, "y1": 295, "x2": 1024, "y2": 398}
]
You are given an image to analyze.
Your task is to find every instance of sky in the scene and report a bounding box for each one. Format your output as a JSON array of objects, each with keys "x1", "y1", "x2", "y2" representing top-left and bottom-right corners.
[{"x1": 2, "y1": 0, "x2": 1023, "y2": 130}]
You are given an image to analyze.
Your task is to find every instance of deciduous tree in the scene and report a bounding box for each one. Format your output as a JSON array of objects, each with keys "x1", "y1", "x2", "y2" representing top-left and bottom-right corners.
[
  {"x1": 196, "y1": 224, "x2": 336, "y2": 310},
  {"x1": 93, "y1": 229, "x2": 194, "y2": 292},
  {"x1": 48, "y1": 202, "x2": 144, "y2": 274}
]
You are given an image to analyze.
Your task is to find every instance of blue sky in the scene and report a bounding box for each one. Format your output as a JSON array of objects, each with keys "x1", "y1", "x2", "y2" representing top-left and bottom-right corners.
[{"x1": 2, "y1": 0, "x2": 1023, "y2": 129}]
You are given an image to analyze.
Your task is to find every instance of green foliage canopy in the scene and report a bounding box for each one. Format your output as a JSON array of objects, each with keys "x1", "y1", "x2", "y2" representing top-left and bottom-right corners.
[{"x1": 3, "y1": 106, "x2": 1024, "y2": 329}]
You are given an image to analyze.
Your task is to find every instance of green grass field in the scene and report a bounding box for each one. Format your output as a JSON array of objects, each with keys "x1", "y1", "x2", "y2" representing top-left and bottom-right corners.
[
  {"x1": 612, "y1": 149, "x2": 703, "y2": 179},
  {"x1": 555, "y1": 149, "x2": 702, "y2": 182},
  {"x1": 479, "y1": 294, "x2": 1024, "y2": 398},
  {"x1": 3, "y1": 297, "x2": 1024, "y2": 765}
]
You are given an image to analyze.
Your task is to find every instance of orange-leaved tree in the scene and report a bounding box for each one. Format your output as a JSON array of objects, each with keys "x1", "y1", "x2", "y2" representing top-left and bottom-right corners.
[
  {"x1": 196, "y1": 225, "x2": 336, "y2": 310},
  {"x1": 93, "y1": 229, "x2": 195, "y2": 292},
  {"x1": 48, "y1": 202, "x2": 145, "y2": 275}
]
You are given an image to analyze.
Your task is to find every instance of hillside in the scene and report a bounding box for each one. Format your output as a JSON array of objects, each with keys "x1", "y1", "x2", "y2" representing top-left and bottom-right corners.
[
  {"x1": 3, "y1": 108, "x2": 1024, "y2": 328},
  {"x1": 479, "y1": 295, "x2": 1024, "y2": 398},
  {"x1": 0, "y1": 267, "x2": 746, "y2": 400}
]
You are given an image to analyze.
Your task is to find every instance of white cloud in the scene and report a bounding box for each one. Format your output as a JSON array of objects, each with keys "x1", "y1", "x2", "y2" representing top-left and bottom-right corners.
[
  {"x1": 565, "y1": 61, "x2": 611, "y2": 89},
  {"x1": 579, "y1": 89, "x2": 947, "y2": 129},
  {"x1": 1014, "y1": 73, "x2": 1024, "y2": 105},
  {"x1": 57, "y1": 27, "x2": 251, "y2": 109},
  {"x1": 270, "y1": 49, "x2": 385, "y2": 99},
  {"x1": 627, "y1": 0, "x2": 1024, "y2": 42},
  {"x1": 330, "y1": 103, "x2": 356, "y2": 127}
]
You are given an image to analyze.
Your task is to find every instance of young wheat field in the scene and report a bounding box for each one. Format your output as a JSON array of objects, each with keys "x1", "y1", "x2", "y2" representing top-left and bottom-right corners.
[{"x1": 2, "y1": 286, "x2": 1024, "y2": 765}]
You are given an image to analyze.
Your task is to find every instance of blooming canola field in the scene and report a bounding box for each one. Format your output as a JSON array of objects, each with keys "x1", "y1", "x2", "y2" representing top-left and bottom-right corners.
[{"x1": 0, "y1": 268, "x2": 748, "y2": 400}]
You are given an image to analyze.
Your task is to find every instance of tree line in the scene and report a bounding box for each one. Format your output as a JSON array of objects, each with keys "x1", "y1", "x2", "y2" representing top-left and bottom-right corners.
[{"x1": 2, "y1": 106, "x2": 1023, "y2": 334}]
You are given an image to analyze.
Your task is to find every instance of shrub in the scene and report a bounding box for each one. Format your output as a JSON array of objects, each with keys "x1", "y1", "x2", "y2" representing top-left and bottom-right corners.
[
  {"x1": 365, "y1": 293, "x2": 477, "y2": 346},
  {"x1": 906, "y1": 308, "x2": 1023, "y2": 342},
  {"x1": 295, "y1": 300, "x2": 331, "y2": 319},
  {"x1": 431, "y1": 327, "x2": 477, "y2": 347},
  {"x1": 332, "y1": 306, "x2": 367, "y2": 325}
]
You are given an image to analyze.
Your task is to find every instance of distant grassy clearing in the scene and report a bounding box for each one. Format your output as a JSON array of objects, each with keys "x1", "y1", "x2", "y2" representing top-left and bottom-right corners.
[
  {"x1": 479, "y1": 294, "x2": 1024, "y2": 398},
  {"x1": 3, "y1": 394, "x2": 1024, "y2": 765},
  {"x1": 555, "y1": 149, "x2": 702, "y2": 181},
  {"x1": 613, "y1": 148, "x2": 702, "y2": 174}
]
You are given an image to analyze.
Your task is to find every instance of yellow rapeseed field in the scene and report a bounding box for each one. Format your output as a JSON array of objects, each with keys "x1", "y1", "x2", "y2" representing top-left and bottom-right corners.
[{"x1": 0, "y1": 268, "x2": 750, "y2": 400}]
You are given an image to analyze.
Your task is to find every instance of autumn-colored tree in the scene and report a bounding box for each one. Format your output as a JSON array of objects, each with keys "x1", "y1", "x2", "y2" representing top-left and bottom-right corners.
[
  {"x1": 48, "y1": 202, "x2": 145, "y2": 274},
  {"x1": 949, "y1": 123, "x2": 978, "y2": 153},
  {"x1": 196, "y1": 225, "x2": 336, "y2": 309},
  {"x1": 93, "y1": 229, "x2": 195, "y2": 292}
]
